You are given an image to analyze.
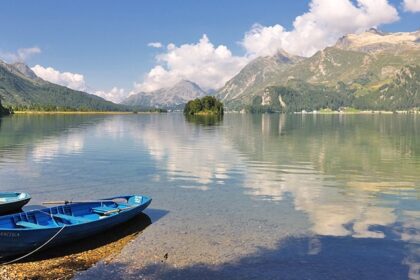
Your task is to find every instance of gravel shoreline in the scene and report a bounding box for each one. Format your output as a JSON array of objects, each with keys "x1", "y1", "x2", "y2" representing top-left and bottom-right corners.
[{"x1": 0, "y1": 214, "x2": 151, "y2": 280}]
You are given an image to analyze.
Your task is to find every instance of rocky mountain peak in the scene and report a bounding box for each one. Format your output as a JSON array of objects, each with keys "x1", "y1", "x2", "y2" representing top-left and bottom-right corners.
[
  {"x1": 172, "y1": 80, "x2": 203, "y2": 91},
  {"x1": 0, "y1": 60, "x2": 39, "y2": 81},
  {"x1": 366, "y1": 28, "x2": 384, "y2": 35},
  {"x1": 335, "y1": 29, "x2": 419, "y2": 53},
  {"x1": 122, "y1": 79, "x2": 207, "y2": 109},
  {"x1": 273, "y1": 49, "x2": 301, "y2": 64},
  {"x1": 11, "y1": 62, "x2": 38, "y2": 80}
]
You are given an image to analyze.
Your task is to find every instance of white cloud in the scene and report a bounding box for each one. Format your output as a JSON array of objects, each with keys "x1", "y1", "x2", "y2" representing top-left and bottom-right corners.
[
  {"x1": 94, "y1": 87, "x2": 127, "y2": 103},
  {"x1": 31, "y1": 64, "x2": 129, "y2": 103},
  {"x1": 242, "y1": 0, "x2": 399, "y2": 57},
  {"x1": 0, "y1": 47, "x2": 41, "y2": 63},
  {"x1": 134, "y1": 34, "x2": 249, "y2": 92},
  {"x1": 404, "y1": 0, "x2": 420, "y2": 12},
  {"x1": 31, "y1": 65, "x2": 87, "y2": 92},
  {"x1": 0, "y1": 48, "x2": 127, "y2": 103},
  {"x1": 134, "y1": 0, "x2": 399, "y2": 93},
  {"x1": 148, "y1": 42, "x2": 163, "y2": 48},
  {"x1": 18, "y1": 0, "x2": 402, "y2": 99},
  {"x1": 0, "y1": 47, "x2": 112, "y2": 102},
  {"x1": 242, "y1": 24, "x2": 288, "y2": 57}
]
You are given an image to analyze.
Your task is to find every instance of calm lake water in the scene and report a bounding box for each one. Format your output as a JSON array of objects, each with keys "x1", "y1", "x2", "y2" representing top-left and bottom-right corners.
[{"x1": 0, "y1": 113, "x2": 419, "y2": 279}]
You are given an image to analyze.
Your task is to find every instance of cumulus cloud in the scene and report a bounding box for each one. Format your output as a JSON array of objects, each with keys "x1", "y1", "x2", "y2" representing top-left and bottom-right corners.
[
  {"x1": 20, "y1": 0, "x2": 403, "y2": 99},
  {"x1": 134, "y1": 35, "x2": 249, "y2": 92},
  {"x1": 404, "y1": 0, "x2": 420, "y2": 12},
  {"x1": 134, "y1": 0, "x2": 399, "y2": 93},
  {"x1": 94, "y1": 87, "x2": 127, "y2": 103},
  {"x1": 148, "y1": 42, "x2": 163, "y2": 48},
  {"x1": 31, "y1": 65, "x2": 87, "y2": 92},
  {"x1": 31, "y1": 65, "x2": 129, "y2": 102},
  {"x1": 0, "y1": 47, "x2": 41, "y2": 63},
  {"x1": 242, "y1": 0, "x2": 399, "y2": 57}
]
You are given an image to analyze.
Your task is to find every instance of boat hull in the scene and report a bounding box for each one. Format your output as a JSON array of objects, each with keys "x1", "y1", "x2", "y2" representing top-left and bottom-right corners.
[
  {"x1": 0, "y1": 193, "x2": 31, "y2": 215},
  {"x1": 0, "y1": 195, "x2": 151, "y2": 258}
]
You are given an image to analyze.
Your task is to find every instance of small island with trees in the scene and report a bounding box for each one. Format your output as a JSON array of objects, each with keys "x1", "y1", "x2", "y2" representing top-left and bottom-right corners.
[{"x1": 184, "y1": 96, "x2": 224, "y2": 116}]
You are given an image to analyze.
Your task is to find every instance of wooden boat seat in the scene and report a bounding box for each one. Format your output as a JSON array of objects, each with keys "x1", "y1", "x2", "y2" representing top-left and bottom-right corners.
[
  {"x1": 117, "y1": 202, "x2": 130, "y2": 207},
  {"x1": 92, "y1": 206, "x2": 121, "y2": 215},
  {"x1": 53, "y1": 214, "x2": 92, "y2": 224},
  {"x1": 16, "y1": 221, "x2": 47, "y2": 229}
]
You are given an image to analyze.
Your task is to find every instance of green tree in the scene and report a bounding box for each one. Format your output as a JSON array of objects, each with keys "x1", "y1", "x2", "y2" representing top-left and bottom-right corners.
[{"x1": 184, "y1": 96, "x2": 223, "y2": 116}]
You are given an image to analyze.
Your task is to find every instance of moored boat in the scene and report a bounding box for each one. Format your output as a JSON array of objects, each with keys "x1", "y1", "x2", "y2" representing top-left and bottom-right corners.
[
  {"x1": 0, "y1": 192, "x2": 31, "y2": 215},
  {"x1": 0, "y1": 194, "x2": 151, "y2": 258}
]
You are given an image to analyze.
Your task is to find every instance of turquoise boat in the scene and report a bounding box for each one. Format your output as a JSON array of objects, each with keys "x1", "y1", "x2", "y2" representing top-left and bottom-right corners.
[
  {"x1": 0, "y1": 194, "x2": 151, "y2": 258},
  {"x1": 0, "y1": 192, "x2": 31, "y2": 215}
]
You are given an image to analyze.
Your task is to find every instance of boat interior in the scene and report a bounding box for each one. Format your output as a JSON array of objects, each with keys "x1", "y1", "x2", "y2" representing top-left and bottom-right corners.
[
  {"x1": 0, "y1": 193, "x2": 28, "y2": 203},
  {"x1": 0, "y1": 200, "x2": 134, "y2": 229}
]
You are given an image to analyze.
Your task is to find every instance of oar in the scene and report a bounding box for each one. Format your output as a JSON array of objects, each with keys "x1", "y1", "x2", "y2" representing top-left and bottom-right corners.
[{"x1": 43, "y1": 199, "x2": 126, "y2": 205}]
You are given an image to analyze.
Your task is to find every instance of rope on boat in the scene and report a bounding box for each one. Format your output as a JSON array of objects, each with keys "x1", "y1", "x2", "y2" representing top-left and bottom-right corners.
[
  {"x1": 2, "y1": 200, "x2": 138, "y2": 265},
  {"x1": 2, "y1": 225, "x2": 67, "y2": 265}
]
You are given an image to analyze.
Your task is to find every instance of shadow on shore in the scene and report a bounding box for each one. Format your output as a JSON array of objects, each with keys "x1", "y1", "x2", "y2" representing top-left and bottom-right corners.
[{"x1": 84, "y1": 233, "x2": 419, "y2": 280}]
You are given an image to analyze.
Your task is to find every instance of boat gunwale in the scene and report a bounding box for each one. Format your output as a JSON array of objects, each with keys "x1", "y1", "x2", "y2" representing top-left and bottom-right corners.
[
  {"x1": 0, "y1": 192, "x2": 31, "y2": 204},
  {"x1": 0, "y1": 195, "x2": 151, "y2": 231}
]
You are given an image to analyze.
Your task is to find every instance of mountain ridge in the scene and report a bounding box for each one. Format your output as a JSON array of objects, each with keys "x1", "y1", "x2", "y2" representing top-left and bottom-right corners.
[
  {"x1": 217, "y1": 29, "x2": 420, "y2": 112},
  {"x1": 122, "y1": 80, "x2": 207, "y2": 110},
  {"x1": 0, "y1": 60, "x2": 128, "y2": 111}
]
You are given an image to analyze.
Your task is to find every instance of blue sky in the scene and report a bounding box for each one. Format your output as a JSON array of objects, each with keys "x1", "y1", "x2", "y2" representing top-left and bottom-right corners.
[{"x1": 0, "y1": 0, "x2": 419, "y2": 102}]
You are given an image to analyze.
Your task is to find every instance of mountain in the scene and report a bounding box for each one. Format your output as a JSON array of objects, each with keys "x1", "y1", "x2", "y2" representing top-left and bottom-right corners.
[
  {"x1": 8, "y1": 62, "x2": 40, "y2": 80},
  {"x1": 218, "y1": 29, "x2": 420, "y2": 112},
  {"x1": 353, "y1": 65, "x2": 420, "y2": 110},
  {"x1": 0, "y1": 60, "x2": 127, "y2": 111},
  {"x1": 122, "y1": 80, "x2": 207, "y2": 110},
  {"x1": 335, "y1": 28, "x2": 420, "y2": 53},
  {"x1": 218, "y1": 51, "x2": 302, "y2": 110}
]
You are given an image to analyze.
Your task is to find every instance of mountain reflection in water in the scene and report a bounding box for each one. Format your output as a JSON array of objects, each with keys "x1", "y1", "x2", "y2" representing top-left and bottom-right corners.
[{"x1": 0, "y1": 113, "x2": 418, "y2": 279}]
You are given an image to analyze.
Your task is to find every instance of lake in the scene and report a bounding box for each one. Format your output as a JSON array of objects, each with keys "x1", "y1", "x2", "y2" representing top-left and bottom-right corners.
[{"x1": 0, "y1": 113, "x2": 419, "y2": 279}]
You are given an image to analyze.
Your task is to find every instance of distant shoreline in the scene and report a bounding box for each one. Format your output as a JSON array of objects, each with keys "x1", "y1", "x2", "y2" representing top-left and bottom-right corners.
[
  {"x1": 225, "y1": 110, "x2": 420, "y2": 115},
  {"x1": 293, "y1": 110, "x2": 420, "y2": 115},
  {"x1": 12, "y1": 111, "x2": 156, "y2": 115},
  {"x1": 10, "y1": 110, "x2": 420, "y2": 115}
]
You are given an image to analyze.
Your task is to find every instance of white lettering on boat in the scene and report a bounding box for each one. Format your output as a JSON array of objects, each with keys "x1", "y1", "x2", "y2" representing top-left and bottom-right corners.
[{"x1": 0, "y1": 232, "x2": 20, "y2": 238}]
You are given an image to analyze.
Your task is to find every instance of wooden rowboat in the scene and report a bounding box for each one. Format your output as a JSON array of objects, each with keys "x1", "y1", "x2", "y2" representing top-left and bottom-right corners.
[
  {"x1": 0, "y1": 194, "x2": 151, "y2": 258},
  {"x1": 0, "y1": 192, "x2": 31, "y2": 215}
]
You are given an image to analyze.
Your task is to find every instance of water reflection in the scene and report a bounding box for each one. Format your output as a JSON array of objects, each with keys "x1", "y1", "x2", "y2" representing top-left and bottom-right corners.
[
  {"x1": 32, "y1": 133, "x2": 85, "y2": 162},
  {"x1": 0, "y1": 115, "x2": 103, "y2": 164},
  {"x1": 0, "y1": 113, "x2": 418, "y2": 279},
  {"x1": 2, "y1": 114, "x2": 416, "y2": 240},
  {"x1": 126, "y1": 114, "x2": 237, "y2": 187},
  {"x1": 185, "y1": 114, "x2": 223, "y2": 126},
  {"x1": 107, "y1": 113, "x2": 420, "y2": 260},
  {"x1": 222, "y1": 114, "x2": 419, "y2": 240}
]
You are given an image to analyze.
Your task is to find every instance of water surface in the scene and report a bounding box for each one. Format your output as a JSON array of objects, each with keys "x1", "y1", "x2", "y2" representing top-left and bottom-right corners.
[{"x1": 0, "y1": 113, "x2": 418, "y2": 279}]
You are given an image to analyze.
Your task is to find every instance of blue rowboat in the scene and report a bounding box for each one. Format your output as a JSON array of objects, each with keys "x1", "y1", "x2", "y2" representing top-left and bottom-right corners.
[
  {"x1": 0, "y1": 192, "x2": 31, "y2": 215},
  {"x1": 0, "y1": 195, "x2": 151, "y2": 258}
]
